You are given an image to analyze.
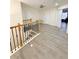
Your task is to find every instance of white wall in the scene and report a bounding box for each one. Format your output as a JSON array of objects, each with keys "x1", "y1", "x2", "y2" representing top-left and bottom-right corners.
[
  {"x1": 40, "y1": 8, "x2": 58, "y2": 27},
  {"x1": 58, "y1": 4, "x2": 68, "y2": 10},
  {"x1": 21, "y1": 3, "x2": 40, "y2": 22},
  {"x1": 40, "y1": 4, "x2": 68, "y2": 27},
  {"x1": 10, "y1": 0, "x2": 23, "y2": 26}
]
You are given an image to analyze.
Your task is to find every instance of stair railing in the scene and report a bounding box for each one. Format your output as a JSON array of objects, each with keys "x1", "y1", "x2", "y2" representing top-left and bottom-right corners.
[
  {"x1": 10, "y1": 20, "x2": 41, "y2": 54},
  {"x1": 10, "y1": 23, "x2": 24, "y2": 53}
]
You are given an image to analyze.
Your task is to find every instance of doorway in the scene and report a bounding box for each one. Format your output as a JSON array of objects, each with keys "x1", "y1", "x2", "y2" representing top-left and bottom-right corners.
[{"x1": 61, "y1": 8, "x2": 68, "y2": 32}]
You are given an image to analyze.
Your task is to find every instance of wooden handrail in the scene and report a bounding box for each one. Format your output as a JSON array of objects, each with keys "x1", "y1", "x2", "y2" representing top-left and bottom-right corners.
[{"x1": 10, "y1": 24, "x2": 24, "y2": 29}]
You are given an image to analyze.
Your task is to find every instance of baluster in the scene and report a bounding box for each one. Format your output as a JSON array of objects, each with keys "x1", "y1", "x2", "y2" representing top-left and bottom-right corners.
[
  {"x1": 11, "y1": 28, "x2": 16, "y2": 51},
  {"x1": 18, "y1": 23, "x2": 23, "y2": 47},
  {"x1": 15, "y1": 27, "x2": 19, "y2": 48},
  {"x1": 22, "y1": 26, "x2": 24, "y2": 44},
  {"x1": 26, "y1": 24, "x2": 29, "y2": 40},
  {"x1": 36, "y1": 20, "x2": 40, "y2": 32},
  {"x1": 38, "y1": 20, "x2": 40, "y2": 32},
  {"x1": 27, "y1": 24, "x2": 30, "y2": 39},
  {"x1": 10, "y1": 38, "x2": 13, "y2": 53}
]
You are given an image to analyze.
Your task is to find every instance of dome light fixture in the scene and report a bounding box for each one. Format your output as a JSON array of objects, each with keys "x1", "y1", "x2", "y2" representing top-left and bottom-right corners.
[
  {"x1": 40, "y1": 4, "x2": 45, "y2": 8},
  {"x1": 40, "y1": 1, "x2": 46, "y2": 8},
  {"x1": 55, "y1": 2, "x2": 59, "y2": 6}
]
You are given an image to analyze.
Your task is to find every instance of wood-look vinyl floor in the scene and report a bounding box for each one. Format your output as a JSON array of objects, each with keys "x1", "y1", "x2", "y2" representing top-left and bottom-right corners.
[{"x1": 11, "y1": 24, "x2": 68, "y2": 59}]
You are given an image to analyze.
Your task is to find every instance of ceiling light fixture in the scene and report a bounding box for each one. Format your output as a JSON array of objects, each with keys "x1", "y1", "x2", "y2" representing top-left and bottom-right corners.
[
  {"x1": 40, "y1": 1, "x2": 46, "y2": 8},
  {"x1": 55, "y1": 3, "x2": 59, "y2": 6},
  {"x1": 40, "y1": 4, "x2": 45, "y2": 8}
]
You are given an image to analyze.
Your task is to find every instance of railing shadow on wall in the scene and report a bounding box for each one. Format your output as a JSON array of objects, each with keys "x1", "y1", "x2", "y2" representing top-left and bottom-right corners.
[{"x1": 10, "y1": 20, "x2": 41, "y2": 54}]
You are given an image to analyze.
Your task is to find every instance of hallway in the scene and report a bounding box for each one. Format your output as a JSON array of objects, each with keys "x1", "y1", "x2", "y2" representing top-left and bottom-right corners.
[{"x1": 11, "y1": 24, "x2": 68, "y2": 59}]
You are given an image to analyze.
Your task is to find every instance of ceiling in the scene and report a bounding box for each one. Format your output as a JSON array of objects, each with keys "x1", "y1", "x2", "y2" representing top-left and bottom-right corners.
[{"x1": 20, "y1": 0, "x2": 68, "y2": 9}]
